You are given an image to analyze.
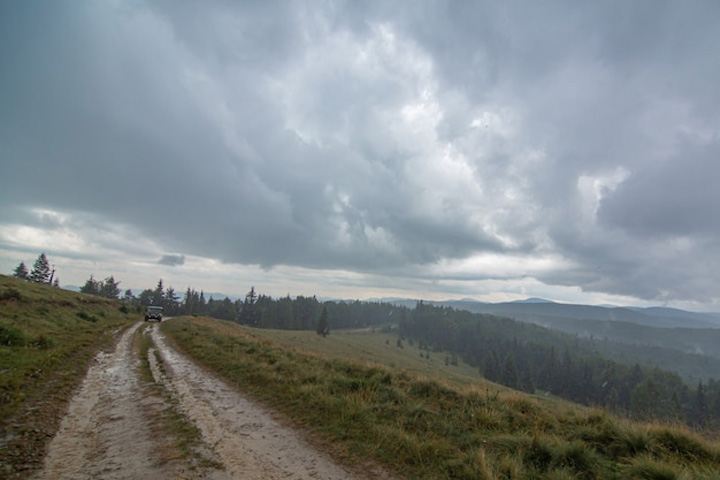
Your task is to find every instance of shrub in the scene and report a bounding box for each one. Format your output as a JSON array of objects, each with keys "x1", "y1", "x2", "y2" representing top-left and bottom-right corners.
[
  {"x1": 625, "y1": 455, "x2": 679, "y2": 480},
  {"x1": 651, "y1": 428, "x2": 718, "y2": 462},
  {"x1": 32, "y1": 334, "x2": 56, "y2": 350},
  {"x1": 75, "y1": 311, "x2": 98, "y2": 323},
  {"x1": 0, "y1": 287, "x2": 22, "y2": 302},
  {"x1": 552, "y1": 441, "x2": 600, "y2": 475},
  {"x1": 0, "y1": 324, "x2": 27, "y2": 346}
]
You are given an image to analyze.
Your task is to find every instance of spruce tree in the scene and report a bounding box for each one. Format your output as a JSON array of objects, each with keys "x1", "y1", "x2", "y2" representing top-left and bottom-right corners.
[
  {"x1": 240, "y1": 287, "x2": 258, "y2": 325},
  {"x1": 501, "y1": 353, "x2": 519, "y2": 389},
  {"x1": 193, "y1": 290, "x2": 207, "y2": 314},
  {"x1": 165, "y1": 286, "x2": 179, "y2": 314},
  {"x1": 80, "y1": 275, "x2": 101, "y2": 295},
  {"x1": 123, "y1": 289, "x2": 136, "y2": 304},
  {"x1": 692, "y1": 382, "x2": 709, "y2": 427},
  {"x1": 99, "y1": 276, "x2": 121, "y2": 299},
  {"x1": 29, "y1": 253, "x2": 51, "y2": 283},
  {"x1": 152, "y1": 279, "x2": 164, "y2": 306},
  {"x1": 316, "y1": 306, "x2": 330, "y2": 337},
  {"x1": 12, "y1": 262, "x2": 29, "y2": 280}
]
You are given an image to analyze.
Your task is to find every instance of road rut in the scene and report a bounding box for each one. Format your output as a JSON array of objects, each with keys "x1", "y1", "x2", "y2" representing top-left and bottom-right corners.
[
  {"x1": 33, "y1": 321, "x2": 391, "y2": 479},
  {"x1": 33, "y1": 322, "x2": 177, "y2": 480}
]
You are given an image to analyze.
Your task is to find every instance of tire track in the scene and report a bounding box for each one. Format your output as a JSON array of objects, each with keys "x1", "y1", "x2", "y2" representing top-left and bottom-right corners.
[
  {"x1": 150, "y1": 324, "x2": 386, "y2": 480},
  {"x1": 33, "y1": 321, "x2": 174, "y2": 480}
]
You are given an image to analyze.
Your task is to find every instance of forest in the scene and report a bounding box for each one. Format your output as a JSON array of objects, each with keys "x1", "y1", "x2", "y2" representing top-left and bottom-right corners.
[
  {"x1": 108, "y1": 279, "x2": 405, "y2": 331},
  {"x1": 400, "y1": 302, "x2": 720, "y2": 431}
]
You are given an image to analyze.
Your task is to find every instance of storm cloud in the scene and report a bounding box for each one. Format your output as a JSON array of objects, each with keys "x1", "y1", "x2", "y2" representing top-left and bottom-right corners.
[
  {"x1": 1, "y1": 1, "x2": 719, "y2": 307},
  {"x1": 158, "y1": 255, "x2": 186, "y2": 267}
]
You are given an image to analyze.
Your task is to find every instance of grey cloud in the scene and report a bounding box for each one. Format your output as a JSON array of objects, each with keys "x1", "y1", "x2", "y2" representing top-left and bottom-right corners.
[
  {"x1": 598, "y1": 141, "x2": 720, "y2": 238},
  {"x1": 158, "y1": 255, "x2": 185, "y2": 267},
  {"x1": 2, "y1": 0, "x2": 720, "y2": 305}
]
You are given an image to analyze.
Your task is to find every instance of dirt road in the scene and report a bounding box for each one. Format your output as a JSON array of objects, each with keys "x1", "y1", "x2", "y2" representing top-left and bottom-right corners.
[{"x1": 33, "y1": 321, "x2": 390, "y2": 480}]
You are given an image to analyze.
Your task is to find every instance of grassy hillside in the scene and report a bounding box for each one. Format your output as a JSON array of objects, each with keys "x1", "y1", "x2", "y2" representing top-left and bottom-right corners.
[
  {"x1": 0, "y1": 275, "x2": 137, "y2": 473},
  {"x1": 245, "y1": 326, "x2": 487, "y2": 388},
  {"x1": 163, "y1": 316, "x2": 720, "y2": 479}
]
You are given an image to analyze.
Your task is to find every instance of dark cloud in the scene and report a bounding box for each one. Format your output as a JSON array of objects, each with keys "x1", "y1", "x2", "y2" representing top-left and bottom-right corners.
[
  {"x1": 158, "y1": 255, "x2": 185, "y2": 267},
  {"x1": 1, "y1": 0, "x2": 720, "y2": 306},
  {"x1": 598, "y1": 141, "x2": 720, "y2": 238}
]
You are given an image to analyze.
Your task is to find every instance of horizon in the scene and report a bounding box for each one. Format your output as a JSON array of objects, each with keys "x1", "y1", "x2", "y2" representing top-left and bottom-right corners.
[{"x1": 48, "y1": 275, "x2": 719, "y2": 315}]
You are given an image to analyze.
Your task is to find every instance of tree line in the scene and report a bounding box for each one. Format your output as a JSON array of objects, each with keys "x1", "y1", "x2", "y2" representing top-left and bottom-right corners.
[
  {"x1": 400, "y1": 302, "x2": 720, "y2": 431},
  {"x1": 76, "y1": 275, "x2": 405, "y2": 334}
]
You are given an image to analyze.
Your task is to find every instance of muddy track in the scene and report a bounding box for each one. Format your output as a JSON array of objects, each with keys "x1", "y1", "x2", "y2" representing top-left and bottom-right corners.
[
  {"x1": 32, "y1": 322, "x2": 185, "y2": 480},
  {"x1": 32, "y1": 321, "x2": 392, "y2": 480}
]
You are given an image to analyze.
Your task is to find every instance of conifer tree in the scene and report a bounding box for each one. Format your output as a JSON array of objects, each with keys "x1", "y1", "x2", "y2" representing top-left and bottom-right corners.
[
  {"x1": 123, "y1": 289, "x2": 136, "y2": 304},
  {"x1": 138, "y1": 288, "x2": 154, "y2": 306},
  {"x1": 80, "y1": 275, "x2": 101, "y2": 295},
  {"x1": 152, "y1": 279, "x2": 164, "y2": 306},
  {"x1": 501, "y1": 353, "x2": 519, "y2": 389},
  {"x1": 240, "y1": 286, "x2": 258, "y2": 325},
  {"x1": 184, "y1": 287, "x2": 195, "y2": 314},
  {"x1": 29, "y1": 253, "x2": 51, "y2": 283},
  {"x1": 692, "y1": 382, "x2": 709, "y2": 427},
  {"x1": 316, "y1": 306, "x2": 330, "y2": 337},
  {"x1": 164, "y1": 286, "x2": 179, "y2": 314},
  {"x1": 483, "y1": 351, "x2": 500, "y2": 381},
  {"x1": 12, "y1": 261, "x2": 29, "y2": 280},
  {"x1": 99, "y1": 276, "x2": 121, "y2": 299}
]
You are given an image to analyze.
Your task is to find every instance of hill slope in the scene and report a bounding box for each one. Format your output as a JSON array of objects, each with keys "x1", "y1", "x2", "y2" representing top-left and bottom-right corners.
[
  {"x1": 0, "y1": 275, "x2": 137, "y2": 475},
  {"x1": 163, "y1": 316, "x2": 720, "y2": 479}
]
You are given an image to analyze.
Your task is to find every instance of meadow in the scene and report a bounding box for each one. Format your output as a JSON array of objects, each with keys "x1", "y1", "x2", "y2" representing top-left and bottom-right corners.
[{"x1": 163, "y1": 316, "x2": 720, "y2": 479}]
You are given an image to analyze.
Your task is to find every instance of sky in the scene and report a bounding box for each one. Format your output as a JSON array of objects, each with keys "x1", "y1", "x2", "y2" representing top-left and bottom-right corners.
[{"x1": 1, "y1": 1, "x2": 719, "y2": 310}]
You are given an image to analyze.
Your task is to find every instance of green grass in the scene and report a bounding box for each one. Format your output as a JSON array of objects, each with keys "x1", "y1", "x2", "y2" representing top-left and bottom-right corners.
[
  {"x1": 135, "y1": 324, "x2": 223, "y2": 472},
  {"x1": 0, "y1": 275, "x2": 137, "y2": 473},
  {"x1": 248, "y1": 326, "x2": 488, "y2": 388},
  {"x1": 163, "y1": 316, "x2": 720, "y2": 479}
]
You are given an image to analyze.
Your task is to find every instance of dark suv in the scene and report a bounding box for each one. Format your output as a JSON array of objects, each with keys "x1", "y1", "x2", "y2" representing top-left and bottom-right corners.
[{"x1": 145, "y1": 305, "x2": 163, "y2": 322}]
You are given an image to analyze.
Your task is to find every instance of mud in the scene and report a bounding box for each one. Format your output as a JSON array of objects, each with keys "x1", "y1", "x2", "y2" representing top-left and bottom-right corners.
[
  {"x1": 149, "y1": 324, "x2": 382, "y2": 480},
  {"x1": 33, "y1": 322, "x2": 179, "y2": 480},
  {"x1": 31, "y1": 320, "x2": 393, "y2": 480}
]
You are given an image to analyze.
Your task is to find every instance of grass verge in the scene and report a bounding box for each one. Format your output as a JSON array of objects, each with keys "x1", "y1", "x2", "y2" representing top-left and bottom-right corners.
[{"x1": 163, "y1": 316, "x2": 720, "y2": 480}]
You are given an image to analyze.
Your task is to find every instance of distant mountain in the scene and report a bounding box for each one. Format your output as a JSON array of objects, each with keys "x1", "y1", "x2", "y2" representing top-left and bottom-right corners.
[
  {"x1": 633, "y1": 306, "x2": 720, "y2": 326},
  {"x1": 439, "y1": 301, "x2": 719, "y2": 329},
  {"x1": 378, "y1": 296, "x2": 720, "y2": 372},
  {"x1": 510, "y1": 297, "x2": 555, "y2": 304},
  {"x1": 380, "y1": 297, "x2": 720, "y2": 329}
]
